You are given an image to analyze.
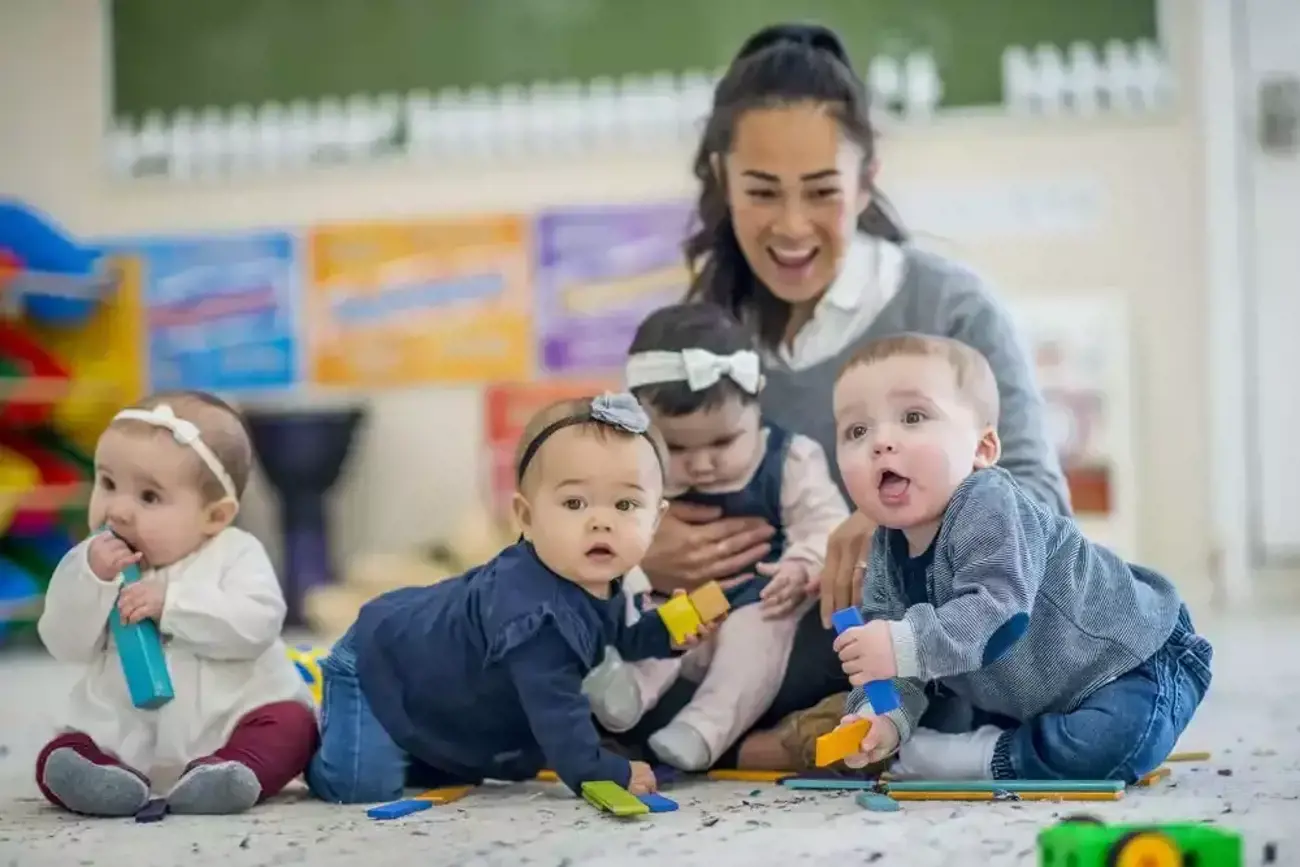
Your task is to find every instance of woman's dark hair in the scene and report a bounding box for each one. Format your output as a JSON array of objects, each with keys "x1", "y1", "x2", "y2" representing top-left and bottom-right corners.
[
  {"x1": 627, "y1": 302, "x2": 759, "y2": 417},
  {"x1": 684, "y1": 23, "x2": 907, "y2": 350}
]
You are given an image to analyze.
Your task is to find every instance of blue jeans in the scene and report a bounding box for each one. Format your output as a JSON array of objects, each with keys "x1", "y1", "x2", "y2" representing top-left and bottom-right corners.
[
  {"x1": 306, "y1": 627, "x2": 459, "y2": 804},
  {"x1": 987, "y1": 606, "x2": 1213, "y2": 782}
]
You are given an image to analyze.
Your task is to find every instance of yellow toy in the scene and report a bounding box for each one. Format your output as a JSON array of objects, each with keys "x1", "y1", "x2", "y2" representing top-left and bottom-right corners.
[
  {"x1": 657, "y1": 581, "x2": 732, "y2": 644},
  {"x1": 286, "y1": 643, "x2": 326, "y2": 706},
  {"x1": 815, "y1": 718, "x2": 871, "y2": 767}
]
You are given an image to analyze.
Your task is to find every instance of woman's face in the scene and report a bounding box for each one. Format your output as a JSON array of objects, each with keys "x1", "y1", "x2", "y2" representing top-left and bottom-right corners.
[{"x1": 723, "y1": 102, "x2": 871, "y2": 312}]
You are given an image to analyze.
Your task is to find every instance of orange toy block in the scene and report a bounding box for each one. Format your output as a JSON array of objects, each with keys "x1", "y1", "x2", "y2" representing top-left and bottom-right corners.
[
  {"x1": 658, "y1": 594, "x2": 703, "y2": 644},
  {"x1": 415, "y1": 785, "x2": 474, "y2": 804},
  {"x1": 815, "y1": 718, "x2": 871, "y2": 767},
  {"x1": 688, "y1": 581, "x2": 731, "y2": 623}
]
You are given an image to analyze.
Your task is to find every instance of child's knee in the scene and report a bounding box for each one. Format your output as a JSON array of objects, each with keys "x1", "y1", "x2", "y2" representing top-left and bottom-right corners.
[
  {"x1": 305, "y1": 752, "x2": 403, "y2": 805},
  {"x1": 1031, "y1": 711, "x2": 1172, "y2": 782}
]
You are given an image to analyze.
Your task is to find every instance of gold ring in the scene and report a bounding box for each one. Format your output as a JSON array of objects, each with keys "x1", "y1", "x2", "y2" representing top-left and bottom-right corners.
[{"x1": 855, "y1": 561, "x2": 869, "y2": 571}]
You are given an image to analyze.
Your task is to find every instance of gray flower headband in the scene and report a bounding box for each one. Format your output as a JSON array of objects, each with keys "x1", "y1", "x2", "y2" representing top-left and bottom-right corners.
[{"x1": 515, "y1": 392, "x2": 662, "y2": 483}]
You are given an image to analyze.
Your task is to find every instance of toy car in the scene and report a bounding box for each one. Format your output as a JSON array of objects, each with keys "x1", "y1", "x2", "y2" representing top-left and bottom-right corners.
[{"x1": 1038, "y1": 814, "x2": 1244, "y2": 866}]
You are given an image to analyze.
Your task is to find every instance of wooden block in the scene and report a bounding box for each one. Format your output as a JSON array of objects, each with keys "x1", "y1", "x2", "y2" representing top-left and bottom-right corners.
[
  {"x1": 638, "y1": 792, "x2": 678, "y2": 812},
  {"x1": 1136, "y1": 766, "x2": 1172, "y2": 787},
  {"x1": 856, "y1": 792, "x2": 901, "y2": 812},
  {"x1": 706, "y1": 769, "x2": 792, "y2": 782},
  {"x1": 414, "y1": 785, "x2": 474, "y2": 804},
  {"x1": 688, "y1": 581, "x2": 730, "y2": 623},
  {"x1": 367, "y1": 799, "x2": 434, "y2": 819},
  {"x1": 581, "y1": 780, "x2": 649, "y2": 817},
  {"x1": 657, "y1": 594, "x2": 702, "y2": 644},
  {"x1": 781, "y1": 777, "x2": 879, "y2": 791},
  {"x1": 535, "y1": 769, "x2": 559, "y2": 782},
  {"x1": 815, "y1": 718, "x2": 870, "y2": 767},
  {"x1": 1166, "y1": 750, "x2": 1210, "y2": 763},
  {"x1": 885, "y1": 779, "x2": 1125, "y2": 794},
  {"x1": 888, "y1": 789, "x2": 1124, "y2": 802}
]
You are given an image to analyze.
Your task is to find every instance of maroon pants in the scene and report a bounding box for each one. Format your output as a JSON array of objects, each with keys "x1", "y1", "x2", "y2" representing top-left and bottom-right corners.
[{"x1": 36, "y1": 701, "x2": 319, "y2": 811}]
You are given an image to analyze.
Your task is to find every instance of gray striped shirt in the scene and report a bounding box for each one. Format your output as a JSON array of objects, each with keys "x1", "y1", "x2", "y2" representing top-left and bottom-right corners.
[{"x1": 848, "y1": 467, "x2": 1184, "y2": 742}]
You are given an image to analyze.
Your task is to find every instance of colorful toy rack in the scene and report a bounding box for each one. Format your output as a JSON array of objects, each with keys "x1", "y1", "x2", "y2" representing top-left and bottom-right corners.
[{"x1": 0, "y1": 200, "x2": 143, "y2": 646}]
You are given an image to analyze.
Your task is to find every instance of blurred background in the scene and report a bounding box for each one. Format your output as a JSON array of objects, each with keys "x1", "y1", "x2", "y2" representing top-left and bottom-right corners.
[{"x1": 0, "y1": 0, "x2": 1295, "y2": 649}]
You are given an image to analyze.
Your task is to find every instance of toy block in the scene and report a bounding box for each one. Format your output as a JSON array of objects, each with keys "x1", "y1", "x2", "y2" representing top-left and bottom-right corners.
[
  {"x1": 658, "y1": 594, "x2": 703, "y2": 644},
  {"x1": 367, "y1": 799, "x2": 434, "y2": 820},
  {"x1": 887, "y1": 789, "x2": 1124, "y2": 802},
  {"x1": 884, "y1": 779, "x2": 1125, "y2": 794},
  {"x1": 856, "y1": 791, "x2": 901, "y2": 812},
  {"x1": 706, "y1": 769, "x2": 792, "y2": 782},
  {"x1": 581, "y1": 780, "x2": 649, "y2": 817},
  {"x1": 815, "y1": 717, "x2": 870, "y2": 767},
  {"x1": 414, "y1": 785, "x2": 473, "y2": 804},
  {"x1": 781, "y1": 776, "x2": 879, "y2": 791},
  {"x1": 637, "y1": 792, "x2": 678, "y2": 812},
  {"x1": 830, "y1": 607, "x2": 901, "y2": 714},
  {"x1": 106, "y1": 528, "x2": 174, "y2": 710},
  {"x1": 134, "y1": 798, "x2": 169, "y2": 823},
  {"x1": 1136, "y1": 766, "x2": 1172, "y2": 787},
  {"x1": 535, "y1": 769, "x2": 559, "y2": 782},
  {"x1": 1166, "y1": 750, "x2": 1210, "y2": 763},
  {"x1": 688, "y1": 581, "x2": 730, "y2": 623}
]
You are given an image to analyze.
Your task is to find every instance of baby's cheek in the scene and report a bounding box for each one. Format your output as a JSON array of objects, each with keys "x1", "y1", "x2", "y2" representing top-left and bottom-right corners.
[{"x1": 838, "y1": 455, "x2": 876, "y2": 511}]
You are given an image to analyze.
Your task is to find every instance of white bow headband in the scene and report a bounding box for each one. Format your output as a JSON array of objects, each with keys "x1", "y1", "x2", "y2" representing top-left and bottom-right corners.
[
  {"x1": 625, "y1": 348, "x2": 762, "y2": 394},
  {"x1": 113, "y1": 404, "x2": 238, "y2": 503}
]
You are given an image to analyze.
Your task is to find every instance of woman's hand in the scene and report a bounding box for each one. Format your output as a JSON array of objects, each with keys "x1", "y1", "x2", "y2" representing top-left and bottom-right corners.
[
  {"x1": 640, "y1": 502, "x2": 775, "y2": 595},
  {"x1": 817, "y1": 511, "x2": 876, "y2": 628}
]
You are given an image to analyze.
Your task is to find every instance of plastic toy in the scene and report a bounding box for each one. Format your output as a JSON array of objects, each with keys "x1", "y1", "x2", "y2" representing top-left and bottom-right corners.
[
  {"x1": 106, "y1": 531, "x2": 175, "y2": 710},
  {"x1": 815, "y1": 717, "x2": 871, "y2": 767},
  {"x1": 581, "y1": 780, "x2": 649, "y2": 816},
  {"x1": 657, "y1": 581, "x2": 731, "y2": 644},
  {"x1": 830, "y1": 607, "x2": 901, "y2": 714},
  {"x1": 857, "y1": 791, "x2": 901, "y2": 812},
  {"x1": 637, "y1": 792, "x2": 678, "y2": 813},
  {"x1": 1037, "y1": 817, "x2": 1243, "y2": 866},
  {"x1": 366, "y1": 785, "x2": 474, "y2": 819},
  {"x1": 286, "y1": 643, "x2": 326, "y2": 705},
  {"x1": 706, "y1": 769, "x2": 792, "y2": 782}
]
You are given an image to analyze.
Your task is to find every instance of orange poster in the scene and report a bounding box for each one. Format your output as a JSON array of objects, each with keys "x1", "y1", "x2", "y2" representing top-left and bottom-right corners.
[
  {"x1": 483, "y1": 379, "x2": 617, "y2": 519},
  {"x1": 305, "y1": 215, "x2": 532, "y2": 386}
]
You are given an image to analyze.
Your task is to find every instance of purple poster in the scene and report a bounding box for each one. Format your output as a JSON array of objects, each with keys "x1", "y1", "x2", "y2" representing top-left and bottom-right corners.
[{"x1": 534, "y1": 202, "x2": 696, "y2": 375}]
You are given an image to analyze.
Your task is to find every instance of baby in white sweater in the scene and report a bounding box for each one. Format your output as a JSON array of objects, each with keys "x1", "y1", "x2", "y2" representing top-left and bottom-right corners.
[{"x1": 36, "y1": 391, "x2": 315, "y2": 817}]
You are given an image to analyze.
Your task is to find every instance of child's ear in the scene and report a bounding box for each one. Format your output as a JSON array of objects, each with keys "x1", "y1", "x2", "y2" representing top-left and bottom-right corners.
[
  {"x1": 203, "y1": 498, "x2": 239, "y2": 535},
  {"x1": 512, "y1": 491, "x2": 534, "y2": 538},
  {"x1": 653, "y1": 499, "x2": 669, "y2": 530},
  {"x1": 973, "y1": 427, "x2": 1002, "y2": 470}
]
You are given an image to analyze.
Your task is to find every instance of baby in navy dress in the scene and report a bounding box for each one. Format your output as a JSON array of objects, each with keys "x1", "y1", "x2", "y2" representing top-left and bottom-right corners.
[{"x1": 306, "y1": 393, "x2": 712, "y2": 802}]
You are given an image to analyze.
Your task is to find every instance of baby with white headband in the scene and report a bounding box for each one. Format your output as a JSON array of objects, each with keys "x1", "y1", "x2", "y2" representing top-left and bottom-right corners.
[
  {"x1": 584, "y1": 303, "x2": 850, "y2": 771},
  {"x1": 36, "y1": 391, "x2": 316, "y2": 818}
]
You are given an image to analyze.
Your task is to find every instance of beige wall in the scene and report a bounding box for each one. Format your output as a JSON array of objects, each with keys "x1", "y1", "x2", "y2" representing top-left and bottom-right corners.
[{"x1": 0, "y1": 2, "x2": 1213, "y2": 594}]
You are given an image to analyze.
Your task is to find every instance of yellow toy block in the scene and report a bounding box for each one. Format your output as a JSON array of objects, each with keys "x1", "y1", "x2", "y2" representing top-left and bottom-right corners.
[
  {"x1": 415, "y1": 785, "x2": 474, "y2": 804},
  {"x1": 815, "y1": 718, "x2": 871, "y2": 767},
  {"x1": 658, "y1": 594, "x2": 703, "y2": 644},
  {"x1": 688, "y1": 581, "x2": 731, "y2": 623}
]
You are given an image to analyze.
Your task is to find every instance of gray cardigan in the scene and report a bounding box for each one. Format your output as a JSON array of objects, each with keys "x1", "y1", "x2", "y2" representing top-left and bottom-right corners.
[{"x1": 759, "y1": 247, "x2": 1071, "y2": 516}]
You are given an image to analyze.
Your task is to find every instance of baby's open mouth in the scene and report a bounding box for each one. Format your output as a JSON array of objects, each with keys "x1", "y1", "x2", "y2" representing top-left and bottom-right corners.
[
  {"x1": 878, "y1": 470, "x2": 911, "y2": 500},
  {"x1": 585, "y1": 543, "x2": 615, "y2": 560}
]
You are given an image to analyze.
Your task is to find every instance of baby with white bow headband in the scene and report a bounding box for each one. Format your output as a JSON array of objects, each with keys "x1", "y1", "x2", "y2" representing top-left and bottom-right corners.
[
  {"x1": 584, "y1": 303, "x2": 850, "y2": 771},
  {"x1": 36, "y1": 391, "x2": 316, "y2": 818}
]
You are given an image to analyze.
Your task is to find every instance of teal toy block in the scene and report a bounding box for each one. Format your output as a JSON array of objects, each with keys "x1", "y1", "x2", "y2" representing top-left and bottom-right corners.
[{"x1": 106, "y1": 532, "x2": 174, "y2": 710}]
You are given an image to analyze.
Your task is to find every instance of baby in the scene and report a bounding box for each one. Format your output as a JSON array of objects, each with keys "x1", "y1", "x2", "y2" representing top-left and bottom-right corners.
[
  {"x1": 585, "y1": 303, "x2": 849, "y2": 771},
  {"x1": 36, "y1": 391, "x2": 315, "y2": 817},
  {"x1": 306, "y1": 393, "x2": 713, "y2": 803},
  {"x1": 830, "y1": 334, "x2": 1212, "y2": 781}
]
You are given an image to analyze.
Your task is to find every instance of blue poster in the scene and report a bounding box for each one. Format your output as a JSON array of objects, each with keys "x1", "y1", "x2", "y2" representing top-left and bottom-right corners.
[{"x1": 133, "y1": 231, "x2": 300, "y2": 392}]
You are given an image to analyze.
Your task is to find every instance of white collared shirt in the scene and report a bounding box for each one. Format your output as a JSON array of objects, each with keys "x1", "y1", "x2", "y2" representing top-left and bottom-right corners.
[{"x1": 775, "y1": 234, "x2": 906, "y2": 371}]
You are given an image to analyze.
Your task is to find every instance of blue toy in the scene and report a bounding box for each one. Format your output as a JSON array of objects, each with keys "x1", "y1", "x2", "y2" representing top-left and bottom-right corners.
[
  {"x1": 106, "y1": 531, "x2": 174, "y2": 709},
  {"x1": 830, "y1": 607, "x2": 901, "y2": 714},
  {"x1": 366, "y1": 799, "x2": 433, "y2": 820},
  {"x1": 637, "y1": 793, "x2": 678, "y2": 813}
]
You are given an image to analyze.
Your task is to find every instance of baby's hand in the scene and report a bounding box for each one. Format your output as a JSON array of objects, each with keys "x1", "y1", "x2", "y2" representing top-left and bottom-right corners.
[
  {"x1": 116, "y1": 575, "x2": 167, "y2": 625},
  {"x1": 841, "y1": 712, "x2": 901, "y2": 769},
  {"x1": 87, "y1": 532, "x2": 142, "y2": 583},
  {"x1": 757, "y1": 559, "x2": 812, "y2": 619},
  {"x1": 626, "y1": 760, "x2": 657, "y2": 795},
  {"x1": 666, "y1": 590, "x2": 726, "y2": 651},
  {"x1": 832, "y1": 621, "x2": 898, "y2": 685}
]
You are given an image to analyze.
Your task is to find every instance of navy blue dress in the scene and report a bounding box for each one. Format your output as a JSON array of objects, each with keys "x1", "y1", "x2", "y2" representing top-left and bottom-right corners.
[
  {"x1": 674, "y1": 425, "x2": 791, "y2": 607},
  {"x1": 350, "y1": 542, "x2": 676, "y2": 793}
]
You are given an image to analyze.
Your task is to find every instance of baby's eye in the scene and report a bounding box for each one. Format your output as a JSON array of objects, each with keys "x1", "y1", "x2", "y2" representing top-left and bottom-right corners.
[
  {"x1": 615, "y1": 499, "x2": 640, "y2": 512},
  {"x1": 903, "y1": 410, "x2": 927, "y2": 425},
  {"x1": 140, "y1": 490, "x2": 161, "y2": 505},
  {"x1": 561, "y1": 497, "x2": 585, "y2": 511},
  {"x1": 98, "y1": 475, "x2": 115, "y2": 491},
  {"x1": 843, "y1": 423, "x2": 869, "y2": 442}
]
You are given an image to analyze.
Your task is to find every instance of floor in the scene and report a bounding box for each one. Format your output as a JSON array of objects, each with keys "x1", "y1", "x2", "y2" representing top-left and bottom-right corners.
[{"x1": 0, "y1": 615, "x2": 1296, "y2": 867}]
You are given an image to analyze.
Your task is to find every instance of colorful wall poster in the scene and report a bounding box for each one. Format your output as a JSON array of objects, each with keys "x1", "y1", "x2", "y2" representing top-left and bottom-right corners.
[
  {"x1": 130, "y1": 231, "x2": 300, "y2": 392},
  {"x1": 305, "y1": 215, "x2": 531, "y2": 386},
  {"x1": 483, "y1": 379, "x2": 617, "y2": 519},
  {"x1": 534, "y1": 202, "x2": 694, "y2": 376}
]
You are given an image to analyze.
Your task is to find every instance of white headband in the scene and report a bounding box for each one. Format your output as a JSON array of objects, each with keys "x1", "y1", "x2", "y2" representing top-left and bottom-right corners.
[
  {"x1": 113, "y1": 404, "x2": 239, "y2": 503},
  {"x1": 625, "y1": 348, "x2": 762, "y2": 395}
]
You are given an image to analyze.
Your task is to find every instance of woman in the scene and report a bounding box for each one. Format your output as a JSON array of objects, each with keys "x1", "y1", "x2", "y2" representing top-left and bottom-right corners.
[{"x1": 612, "y1": 23, "x2": 1071, "y2": 770}]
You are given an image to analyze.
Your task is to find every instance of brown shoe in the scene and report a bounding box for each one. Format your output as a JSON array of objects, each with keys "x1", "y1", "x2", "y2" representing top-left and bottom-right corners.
[{"x1": 772, "y1": 692, "x2": 891, "y2": 775}]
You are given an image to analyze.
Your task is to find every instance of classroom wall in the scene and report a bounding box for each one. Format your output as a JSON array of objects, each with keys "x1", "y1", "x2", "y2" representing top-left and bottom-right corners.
[{"x1": 0, "y1": 1, "x2": 1215, "y2": 594}]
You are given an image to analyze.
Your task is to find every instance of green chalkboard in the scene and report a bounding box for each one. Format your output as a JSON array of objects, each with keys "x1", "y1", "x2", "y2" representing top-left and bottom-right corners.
[{"x1": 110, "y1": 0, "x2": 1158, "y2": 121}]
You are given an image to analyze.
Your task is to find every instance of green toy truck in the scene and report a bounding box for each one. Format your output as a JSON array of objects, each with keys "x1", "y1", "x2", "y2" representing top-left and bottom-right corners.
[{"x1": 1039, "y1": 815, "x2": 1244, "y2": 866}]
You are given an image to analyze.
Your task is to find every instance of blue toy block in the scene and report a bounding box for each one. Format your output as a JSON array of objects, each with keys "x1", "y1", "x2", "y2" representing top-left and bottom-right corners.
[
  {"x1": 637, "y1": 793, "x2": 678, "y2": 813},
  {"x1": 105, "y1": 531, "x2": 174, "y2": 710},
  {"x1": 830, "y1": 607, "x2": 900, "y2": 715},
  {"x1": 367, "y1": 799, "x2": 434, "y2": 820}
]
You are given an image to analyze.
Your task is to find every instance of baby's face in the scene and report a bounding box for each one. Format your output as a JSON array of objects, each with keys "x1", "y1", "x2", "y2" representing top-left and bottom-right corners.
[
  {"x1": 647, "y1": 397, "x2": 764, "y2": 494},
  {"x1": 89, "y1": 426, "x2": 227, "y2": 569},
  {"x1": 834, "y1": 355, "x2": 997, "y2": 541},
  {"x1": 516, "y1": 426, "x2": 666, "y2": 592}
]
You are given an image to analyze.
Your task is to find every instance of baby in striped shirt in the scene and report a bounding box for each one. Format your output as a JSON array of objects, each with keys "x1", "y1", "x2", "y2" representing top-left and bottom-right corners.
[{"x1": 829, "y1": 333, "x2": 1211, "y2": 782}]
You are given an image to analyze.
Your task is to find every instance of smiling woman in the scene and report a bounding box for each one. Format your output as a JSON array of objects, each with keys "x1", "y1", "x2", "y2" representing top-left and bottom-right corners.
[{"x1": 614, "y1": 22, "x2": 1071, "y2": 773}]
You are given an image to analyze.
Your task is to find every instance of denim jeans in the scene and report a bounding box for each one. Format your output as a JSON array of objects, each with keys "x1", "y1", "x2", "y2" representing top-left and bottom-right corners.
[{"x1": 988, "y1": 606, "x2": 1213, "y2": 782}]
